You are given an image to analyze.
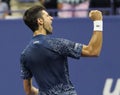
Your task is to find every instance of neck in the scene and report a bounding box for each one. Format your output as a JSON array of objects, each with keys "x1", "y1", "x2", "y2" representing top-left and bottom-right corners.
[{"x1": 33, "y1": 27, "x2": 47, "y2": 36}]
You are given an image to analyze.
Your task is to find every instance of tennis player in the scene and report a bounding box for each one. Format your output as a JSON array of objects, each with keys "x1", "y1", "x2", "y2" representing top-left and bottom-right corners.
[{"x1": 20, "y1": 5, "x2": 103, "y2": 95}]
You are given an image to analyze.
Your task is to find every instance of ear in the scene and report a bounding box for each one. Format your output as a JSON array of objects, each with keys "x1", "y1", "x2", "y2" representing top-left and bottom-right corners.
[{"x1": 37, "y1": 18, "x2": 43, "y2": 25}]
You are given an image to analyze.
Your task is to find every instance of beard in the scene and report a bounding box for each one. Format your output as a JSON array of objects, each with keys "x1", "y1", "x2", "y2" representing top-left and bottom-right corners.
[
  {"x1": 46, "y1": 29, "x2": 52, "y2": 35},
  {"x1": 44, "y1": 24, "x2": 53, "y2": 35}
]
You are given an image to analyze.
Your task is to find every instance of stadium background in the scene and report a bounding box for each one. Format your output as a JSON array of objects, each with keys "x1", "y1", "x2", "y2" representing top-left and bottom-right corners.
[{"x1": 0, "y1": 16, "x2": 120, "y2": 95}]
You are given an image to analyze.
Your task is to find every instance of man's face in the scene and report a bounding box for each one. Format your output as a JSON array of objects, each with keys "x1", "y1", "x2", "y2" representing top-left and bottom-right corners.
[{"x1": 41, "y1": 10, "x2": 53, "y2": 34}]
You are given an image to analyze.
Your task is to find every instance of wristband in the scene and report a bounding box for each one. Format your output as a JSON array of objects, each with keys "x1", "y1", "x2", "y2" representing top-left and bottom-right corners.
[{"x1": 93, "y1": 20, "x2": 103, "y2": 31}]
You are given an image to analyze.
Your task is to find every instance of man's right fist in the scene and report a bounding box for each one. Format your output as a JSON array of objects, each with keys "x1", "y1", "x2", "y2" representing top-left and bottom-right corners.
[{"x1": 89, "y1": 10, "x2": 103, "y2": 21}]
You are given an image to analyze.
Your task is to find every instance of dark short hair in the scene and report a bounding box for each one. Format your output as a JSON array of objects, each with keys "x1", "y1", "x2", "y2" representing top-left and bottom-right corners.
[{"x1": 23, "y1": 5, "x2": 46, "y2": 32}]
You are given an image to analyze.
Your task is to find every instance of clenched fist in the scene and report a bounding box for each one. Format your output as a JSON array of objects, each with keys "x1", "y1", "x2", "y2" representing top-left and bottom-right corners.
[{"x1": 89, "y1": 10, "x2": 103, "y2": 21}]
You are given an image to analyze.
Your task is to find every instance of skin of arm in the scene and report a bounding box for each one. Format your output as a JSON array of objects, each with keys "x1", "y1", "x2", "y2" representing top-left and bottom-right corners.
[
  {"x1": 23, "y1": 79, "x2": 39, "y2": 95},
  {"x1": 81, "y1": 10, "x2": 103, "y2": 57}
]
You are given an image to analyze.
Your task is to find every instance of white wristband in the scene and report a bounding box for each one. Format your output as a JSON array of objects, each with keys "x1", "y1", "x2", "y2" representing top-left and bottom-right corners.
[{"x1": 93, "y1": 20, "x2": 103, "y2": 31}]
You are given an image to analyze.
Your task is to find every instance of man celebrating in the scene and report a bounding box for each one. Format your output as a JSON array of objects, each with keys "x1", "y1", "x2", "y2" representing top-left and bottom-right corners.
[{"x1": 20, "y1": 5, "x2": 103, "y2": 95}]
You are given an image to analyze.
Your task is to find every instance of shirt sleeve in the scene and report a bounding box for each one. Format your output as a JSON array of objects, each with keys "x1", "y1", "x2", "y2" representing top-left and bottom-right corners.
[
  {"x1": 20, "y1": 54, "x2": 33, "y2": 79},
  {"x1": 47, "y1": 38, "x2": 83, "y2": 59}
]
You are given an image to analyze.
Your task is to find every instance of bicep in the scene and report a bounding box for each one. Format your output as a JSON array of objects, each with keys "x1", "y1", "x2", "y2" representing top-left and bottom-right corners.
[
  {"x1": 81, "y1": 45, "x2": 90, "y2": 56},
  {"x1": 56, "y1": 38, "x2": 83, "y2": 58},
  {"x1": 81, "y1": 44, "x2": 97, "y2": 57},
  {"x1": 48, "y1": 38, "x2": 83, "y2": 58}
]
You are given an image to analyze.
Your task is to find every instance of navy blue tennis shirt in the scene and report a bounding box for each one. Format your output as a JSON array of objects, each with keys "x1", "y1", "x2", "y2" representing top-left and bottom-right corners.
[{"x1": 20, "y1": 34, "x2": 83, "y2": 94}]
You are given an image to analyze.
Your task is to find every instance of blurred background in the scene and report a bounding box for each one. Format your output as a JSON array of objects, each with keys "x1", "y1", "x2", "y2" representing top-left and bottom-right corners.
[
  {"x1": 0, "y1": 0, "x2": 120, "y2": 19},
  {"x1": 0, "y1": 0, "x2": 120, "y2": 95}
]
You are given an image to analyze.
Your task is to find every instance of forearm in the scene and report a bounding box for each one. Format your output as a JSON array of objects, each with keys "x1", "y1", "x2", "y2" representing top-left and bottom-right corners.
[
  {"x1": 81, "y1": 10, "x2": 103, "y2": 57},
  {"x1": 88, "y1": 31, "x2": 103, "y2": 55}
]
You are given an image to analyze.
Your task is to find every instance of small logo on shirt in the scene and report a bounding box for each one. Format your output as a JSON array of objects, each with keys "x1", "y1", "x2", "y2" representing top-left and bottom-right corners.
[{"x1": 33, "y1": 41, "x2": 39, "y2": 44}]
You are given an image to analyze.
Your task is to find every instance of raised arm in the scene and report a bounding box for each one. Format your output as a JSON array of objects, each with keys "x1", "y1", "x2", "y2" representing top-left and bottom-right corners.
[
  {"x1": 23, "y1": 79, "x2": 39, "y2": 95},
  {"x1": 81, "y1": 10, "x2": 103, "y2": 57}
]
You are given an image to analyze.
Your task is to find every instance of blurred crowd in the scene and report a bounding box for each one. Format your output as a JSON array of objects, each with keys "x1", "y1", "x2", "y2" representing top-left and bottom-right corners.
[{"x1": 0, "y1": 0, "x2": 120, "y2": 19}]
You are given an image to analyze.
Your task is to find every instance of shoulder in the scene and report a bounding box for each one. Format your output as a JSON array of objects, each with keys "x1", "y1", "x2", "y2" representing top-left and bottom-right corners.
[
  {"x1": 21, "y1": 41, "x2": 33, "y2": 57},
  {"x1": 45, "y1": 36, "x2": 68, "y2": 45},
  {"x1": 46, "y1": 36, "x2": 75, "y2": 49}
]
